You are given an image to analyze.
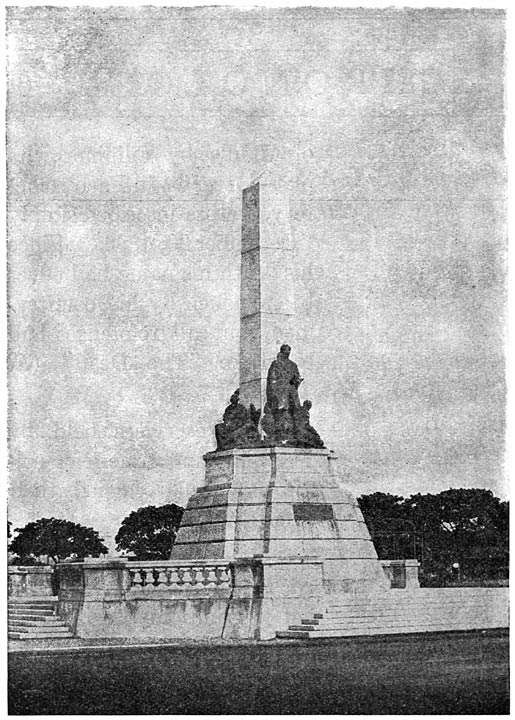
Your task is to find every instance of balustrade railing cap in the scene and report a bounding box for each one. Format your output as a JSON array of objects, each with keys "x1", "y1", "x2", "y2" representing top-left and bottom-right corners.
[
  {"x1": 257, "y1": 555, "x2": 324, "y2": 565},
  {"x1": 58, "y1": 558, "x2": 129, "y2": 568},
  {"x1": 131, "y1": 559, "x2": 232, "y2": 567}
]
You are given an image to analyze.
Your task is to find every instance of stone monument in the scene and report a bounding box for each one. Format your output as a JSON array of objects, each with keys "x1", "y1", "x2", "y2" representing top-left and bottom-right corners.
[
  {"x1": 50, "y1": 181, "x2": 507, "y2": 644},
  {"x1": 172, "y1": 181, "x2": 388, "y2": 633}
]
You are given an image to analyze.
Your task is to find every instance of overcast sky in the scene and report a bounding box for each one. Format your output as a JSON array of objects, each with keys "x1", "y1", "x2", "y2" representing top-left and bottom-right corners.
[{"x1": 7, "y1": 6, "x2": 506, "y2": 548}]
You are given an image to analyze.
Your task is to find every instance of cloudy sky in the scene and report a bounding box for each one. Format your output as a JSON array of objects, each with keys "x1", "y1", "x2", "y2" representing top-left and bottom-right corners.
[{"x1": 7, "y1": 6, "x2": 506, "y2": 548}]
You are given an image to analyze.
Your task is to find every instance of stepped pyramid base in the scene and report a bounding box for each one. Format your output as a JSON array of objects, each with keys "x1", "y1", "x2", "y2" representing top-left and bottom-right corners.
[
  {"x1": 173, "y1": 446, "x2": 388, "y2": 596},
  {"x1": 171, "y1": 446, "x2": 392, "y2": 639}
]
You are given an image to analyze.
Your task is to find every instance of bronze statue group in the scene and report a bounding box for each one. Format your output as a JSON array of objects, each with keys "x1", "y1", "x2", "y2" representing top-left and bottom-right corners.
[{"x1": 215, "y1": 345, "x2": 324, "y2": 451}]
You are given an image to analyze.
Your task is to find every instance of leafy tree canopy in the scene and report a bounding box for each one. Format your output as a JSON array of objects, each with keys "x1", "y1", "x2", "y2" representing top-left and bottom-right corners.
[
  {"x1": 358, "y1": 488, "x2": 508, "y2": 586},
  {"x1": 115, "y1": 504, "x2": 184, "y2": 560},
  {"x1": 357, "y1": 492, "x2": 405, "y2": 530},
  {"x1": 9, "y1": 517, "x2": 108, "y2": 563}
]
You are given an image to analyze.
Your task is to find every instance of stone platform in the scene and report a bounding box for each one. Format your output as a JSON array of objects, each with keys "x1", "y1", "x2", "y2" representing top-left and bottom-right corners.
[
  {"x1": 172, "y1": 446, "x2": 388, "y2": 595},
  {"x1": 277, "y1": 587, "x2": 509, "y2": 639}
]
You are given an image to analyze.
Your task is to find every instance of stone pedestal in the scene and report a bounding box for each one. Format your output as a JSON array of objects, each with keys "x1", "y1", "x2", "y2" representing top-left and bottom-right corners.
[
  {"x1": 380, "y1": 559, "x2": 421, "y2": 589},
  {"x1": 172, "y1": 447, "x2": 388, "y2": 594}
]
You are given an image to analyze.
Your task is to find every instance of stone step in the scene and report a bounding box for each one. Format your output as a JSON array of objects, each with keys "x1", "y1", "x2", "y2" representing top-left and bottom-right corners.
[
  {"x1": 9, "y1": 599, "x2": 56, "y2": 605},
  {"x1": 322, "y1": 610, "x2": 470, "y2": 621},
  {"x1": 302, "y1": 609, "x2": 489, "y2": 625},
  {"x1": 326, "y1": 593, "x2": 477, "y2": 602},
  {"x1": 9, "y1": 611, "x2": 56, "y2": 619},
  {"x1": 9, "y1": 631, "x2": 74, "y2": 641},
  {"x1": 325, "y1": 598, "x2": 472, "y2": 609},
  {"x1": 277, "y1": 623, "x2": 471, "y2": 639},
  {"x1": 9, "y1": 594, "x2": 57, "y2": 600},
  {"x1": 321, "y1": 609, "x2": 427, "y2": 619},
  {"x1": 326, "y1": 594, "x2": 479, "y2": 604},
  {"x1": 8, "y1": 615, "x2": 66, "y2": 627},
  {"x1": 8, "y1": 598, "x2": 72, "y2": 640},
  {"x1": 8, "y1": 603, "x2": 57, "y2": 611},
  {"x1": 290, "y1": 617, "x2": 482, "y2": 632},
  {"x1": 323, "y1": 609, "x2": 487, "y2": 623},
  {"x1": 9, "y1": 626, "x2": 72, "y2": 637},
  {"x1": 9, "y1": 604, "x2": 56, "y2": 610},
  {"x1": 9, "y1": 619, "x2": 66, "y2": 628},
  {"x1": 9, "y1": 595, "x2": 58, "y2": 602},
  {"x1": 324, "y1": 603, "x2": 469, "y2": 616}
]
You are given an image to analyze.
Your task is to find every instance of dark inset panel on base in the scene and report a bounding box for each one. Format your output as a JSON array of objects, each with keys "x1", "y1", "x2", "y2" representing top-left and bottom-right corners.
[{"x1": 293, "y1": 503, "x2": 334, "y2": 521}]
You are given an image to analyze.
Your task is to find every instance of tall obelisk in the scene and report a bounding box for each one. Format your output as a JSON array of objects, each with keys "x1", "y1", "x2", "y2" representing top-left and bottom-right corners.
[{"x1": 239, "y1": 181, "x2": 295, "y2": 413}]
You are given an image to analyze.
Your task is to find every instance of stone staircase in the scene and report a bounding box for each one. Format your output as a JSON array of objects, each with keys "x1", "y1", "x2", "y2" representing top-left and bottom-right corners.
[
  {"x1": 276, "y1": 589, "x2": 508, "y2": 639},
  {"x1": 8, "y1": 598, "x2": 74, "y2": 640}
]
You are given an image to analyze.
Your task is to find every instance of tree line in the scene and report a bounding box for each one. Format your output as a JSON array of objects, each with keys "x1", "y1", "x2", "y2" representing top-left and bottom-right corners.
[
  {"x1": 8, "y1": 504, "x2": 184, "y2": 564},
  {"x1": 357, "y1": 488, "x2": 508, "y2": 586}
]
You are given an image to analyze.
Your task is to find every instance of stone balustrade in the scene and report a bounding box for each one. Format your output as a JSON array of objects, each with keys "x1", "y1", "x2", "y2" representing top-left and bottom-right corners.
[
  {"x1": 127, "y1": 561, "x2": 233, "y2": 590},
  {"x1": 56, "y1": 557, "x2": 254, "y2": 639}
]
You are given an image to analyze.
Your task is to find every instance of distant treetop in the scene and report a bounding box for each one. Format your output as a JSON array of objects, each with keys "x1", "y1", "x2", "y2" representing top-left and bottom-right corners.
[
  {"x1": 115, "y1": 504, "x2": 184, "y2": 560},
  {"x1": 8, "y1": 517, "x2": 108, "y2": 564}
]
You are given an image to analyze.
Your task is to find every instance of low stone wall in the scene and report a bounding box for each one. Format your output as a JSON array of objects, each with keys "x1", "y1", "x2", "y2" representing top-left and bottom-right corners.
[
  {"x1": 56, "y1": 558, "x2": 508, "y2": 641},
  {"x1": 56, "y1": 556, "x2": 326, "y2": 640},
  {"x1": 8, "y1": 566, "x2": 54, "y2": 598},
  {"x1": 404, "y1": 587, "x2": 509, "y2": 630},
  {"x1": 57, "y1": 559, "x2": 263, "y2": 639}
]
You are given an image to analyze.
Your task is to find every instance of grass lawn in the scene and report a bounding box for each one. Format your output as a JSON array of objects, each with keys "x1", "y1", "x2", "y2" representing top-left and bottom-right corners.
[{"x1": 9, "y1": 631, "x2": 509, "y2": 715}]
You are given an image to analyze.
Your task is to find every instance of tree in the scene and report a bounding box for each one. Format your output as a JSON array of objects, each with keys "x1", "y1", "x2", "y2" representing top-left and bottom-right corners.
[
  {"x1": 359, "y1": 489, "x2": 509, "y2": 586},
  {"x1": 357, "y1": 492, "x2": 411, "y2": 559},
  {"x1": 9, "y1": 517, "x2": 108, "y2": 564},
  {"x1": 404, "y1": 489, "x2": 509, "y2": 584},
  {"x1": 115, "y1": 504, "x2": 184, "y2": 560}
]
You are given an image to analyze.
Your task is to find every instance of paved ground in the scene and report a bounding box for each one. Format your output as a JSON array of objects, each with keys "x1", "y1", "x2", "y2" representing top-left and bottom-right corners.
[
  {"x1": 8, "y1": 631, "x2": 509, "y2": 715},
  {"x1": 9, "y1": 635, "x2": 255, "y2": 652}
]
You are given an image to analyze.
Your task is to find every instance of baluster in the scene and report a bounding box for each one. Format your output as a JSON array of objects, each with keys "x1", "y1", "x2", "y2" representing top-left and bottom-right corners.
[
  {"x1": 218, "y1": 567, "x2": 230, "y2": 585},
  {"x1": 130, "y1": 568, "x2": 143, "y2": 586},
  {"x1": 169, "y1": 567, "x2": 181, "y2": 585},
  {"x1": 154, "y1": 567, "x2": 167, "y2": 587},
  {"x1": 205, "y1": 567, "x2": 218, "y2": 585},
  {"x1": 135, "y1": 568, "x2": 147, "y2": 587},
  {"x1": 180, "y1": 567, "x2": 192, "y2": 585},
  {"x1": 143, "y1": 568, "x2": 154, "y2": 589}
]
